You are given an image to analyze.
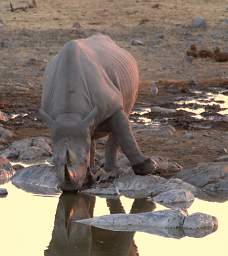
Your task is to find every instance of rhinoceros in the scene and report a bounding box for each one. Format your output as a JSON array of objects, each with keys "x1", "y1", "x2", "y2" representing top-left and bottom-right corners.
[{"x1": 39, "y1": 34, "x2": 157, "y2": 191}]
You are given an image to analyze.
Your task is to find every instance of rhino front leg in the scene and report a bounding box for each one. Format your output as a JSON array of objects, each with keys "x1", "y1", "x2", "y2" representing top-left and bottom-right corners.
[
  {"x1": 109, "y1": 109, "x2": 157, "y2": 175},
  {"x1": 90, "y1": 139, "x2": 96, "y2": 169}
]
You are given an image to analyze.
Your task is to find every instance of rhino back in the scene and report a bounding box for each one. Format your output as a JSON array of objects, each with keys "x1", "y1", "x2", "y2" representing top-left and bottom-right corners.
[{"x1": 41, "y1": 34, "x2": 139, "y2": 125}]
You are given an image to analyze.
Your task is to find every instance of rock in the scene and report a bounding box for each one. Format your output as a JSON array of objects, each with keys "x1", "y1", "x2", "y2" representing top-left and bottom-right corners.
[
  {"x1": 0, "y1": 127, "x2": 14, "y2": 143},
  {"x1": 84, "y1": 174, "x2": 165, "y2": 198},
  {"x1": 0, "y1": 188, "x2": 8, "y2": 196},
  {"x1": 77, "y1": 210, "x2": 217, "y2": 238},
  {"x1": 215, "y1": 155, "x2": 228, "y2": 162},
  {"x1": 134, "y1": 125, "x2": 176, "y2": 137},
  {"x1": 72, "y1": 21, "x2": 82, "y2": 30},
  {"x1": 0, "y1": 157, "x2": 14, "y2": 184},
  {"x1": 131, "y1": 38, "x2": 145, "y2": 46},
  {"x1": 152, "y1": 189, "x2": 195, "y2": 210},
  {"x1": 19, "y1": 146, "x2": 50, "y2": 160},
  {"x1": 0, "y1": 111, "x2": 9, "y2": 122},
  {"x1": 0, "y1": 137, "x2": 52, "y2": 160},
  {"x1": 151, "y1": 82, "x2": 159, "y2": 96},
  {"x1": 184, "y1": 131, "x2": 194, "y2": 139},
  {"x1": 150, "y1": 106, "x2": 176, "y2": 114},
  {"x1": 115, "y1": 174, "x2": 166, "y2": 198},
  {"x1": 191, "y1": 16, "x2": 207, "y2": 28},
  {"x1": 183, "y1": 213, "x2": 218, "y2": 231},
  {"x1": 151, "y1": 178, "x2": 197, "y2": 196},
  {"x1": 77, "y1": 209, "x2": 186, "y2": 230},
  {"x1": 83, "y1": 185, "x2": 119, "y2": 199},
  {"x1": 11, "y1": 164, "x2": 60, "y2": 194},
  {"x1": 84, "y1": 174, "x2": 196, "y2": 199},
  {"x1": 176, "y1": 162, "x2": 228, "y2": 199}
]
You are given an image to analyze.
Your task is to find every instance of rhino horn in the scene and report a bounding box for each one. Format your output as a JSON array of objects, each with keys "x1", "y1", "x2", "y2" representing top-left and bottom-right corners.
[
  {"x1": 39, "y1": 108, "x2": 56, "y2": 128},
  {"x1": 83, "y1": 106, "x2": 98, "y2": 128}
]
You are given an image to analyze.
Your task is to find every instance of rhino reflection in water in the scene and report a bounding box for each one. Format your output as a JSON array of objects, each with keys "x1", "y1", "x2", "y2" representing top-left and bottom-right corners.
[
  {"x1": 45, "y1": 194, "x2": 95, "y2": 256},
  {"x1": 40, "y1": 34, "x2": 158, "y2": 191},
  {"x1": 45, "y1": 194, "x2": 155, "y2": 256}
]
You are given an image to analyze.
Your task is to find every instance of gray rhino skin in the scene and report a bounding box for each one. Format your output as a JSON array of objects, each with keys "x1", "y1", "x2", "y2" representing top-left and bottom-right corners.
[{"x1": 40, "y1": 34, "x2": 156, "y2": 191}]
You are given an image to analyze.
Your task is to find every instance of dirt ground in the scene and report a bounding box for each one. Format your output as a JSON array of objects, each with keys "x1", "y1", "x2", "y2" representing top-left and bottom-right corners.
[{"x1": 0, "y1": 0, "x2": 228, "y2": 169}]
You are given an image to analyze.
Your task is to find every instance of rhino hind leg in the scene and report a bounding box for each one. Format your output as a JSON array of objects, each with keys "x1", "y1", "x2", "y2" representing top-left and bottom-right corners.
[
  {"x1": 104, "y1": 134, "x2": 119, "y2": 172},
  {"x1": 109, "y1": 109, "x2": 157, "y2": 175}
]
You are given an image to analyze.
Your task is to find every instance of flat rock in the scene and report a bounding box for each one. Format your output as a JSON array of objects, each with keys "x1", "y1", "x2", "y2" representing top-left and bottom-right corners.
[
  {"x1": 176, "y1": 162, "x2": 228, "y2": 198},
  {"x1": 76, "y1": 210, "x2": 217, "y2": 238},
  {"x1": 11, "y1": 164, "x2": 60, "y2": 194},
  {"x1": 0, "y1": 137, "x2": 52, "y2": 161},
  {"x1": 83, "y1": 175, "x2": 197, "y2": 199},
  {"x1": 183, "y1": 213, "x2": 218, "y2": 231},
  {"x1": 0, "y1": 187, "x2": 8, "y2": 196},
  {"x1": 191, "y1": 16, "x2": 207, "y2": 28},
  {"x1": 77, "y1": 209, "x2": 185, "y2": 230},
  {"x1": 0, "y1": 157, "x2": 14, "y2": 184},
  {"x1": 83, "y1": 185, "x2": 119, "y2": 199},
  {"x1": 150, "y1": 106, "x2": 176, "y2": 114},
  {"x1": 134, "y1": 125, "x2": 176, "y2": 137},
  {"x1": 151, "y1": 178, "x2": 197, "y2": 196},
  {"x1": 152, "y1": 189, "x2": 195, "y2": 210}
]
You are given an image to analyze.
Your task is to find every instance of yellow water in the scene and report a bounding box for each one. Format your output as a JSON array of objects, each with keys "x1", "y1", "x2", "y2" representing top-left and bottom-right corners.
[{"x1": 0, "y1": 182, "x2": 227, "y2": 256}]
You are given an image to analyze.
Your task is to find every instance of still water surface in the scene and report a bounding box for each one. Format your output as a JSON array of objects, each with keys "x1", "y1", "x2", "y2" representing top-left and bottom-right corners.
[{"x1": 0, "y1": 182, "x2": 227, "y2": 256}]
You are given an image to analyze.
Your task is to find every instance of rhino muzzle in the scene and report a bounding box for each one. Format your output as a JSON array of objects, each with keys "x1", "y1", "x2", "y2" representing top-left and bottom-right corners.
[{"x1": 58, "y1": 164, "x2": 89, "y2": 192}]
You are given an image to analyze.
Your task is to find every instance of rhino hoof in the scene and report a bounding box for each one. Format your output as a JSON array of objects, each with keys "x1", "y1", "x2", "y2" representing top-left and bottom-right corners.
[{"x1": 132, "y1": 158, "x2": 157, "y2": 176}]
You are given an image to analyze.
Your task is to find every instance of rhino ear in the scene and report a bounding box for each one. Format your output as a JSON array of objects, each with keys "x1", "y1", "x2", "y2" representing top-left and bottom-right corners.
[
  {"x1": 39, "y1": 108, "x2": 56, "y2": 128},
  {"x1": 83, "y1": 106, "x2": 98, "y2": 128}
]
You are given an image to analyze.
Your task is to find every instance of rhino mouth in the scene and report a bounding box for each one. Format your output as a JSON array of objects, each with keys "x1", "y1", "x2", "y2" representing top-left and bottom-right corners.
[{"x1": 60, "y1": 165, "x2": 92, "y2": 192}]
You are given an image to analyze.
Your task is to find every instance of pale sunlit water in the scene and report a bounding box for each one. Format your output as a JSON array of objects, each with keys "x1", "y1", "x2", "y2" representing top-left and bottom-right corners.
[{"x1": 0, "y1": 182, "x2": 227, "y2": 256}]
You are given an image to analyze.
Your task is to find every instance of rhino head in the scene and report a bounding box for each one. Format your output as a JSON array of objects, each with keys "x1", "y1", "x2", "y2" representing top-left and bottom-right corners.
[{"x1": 39, "y1": 107, "x2": 97, "y2": 192}]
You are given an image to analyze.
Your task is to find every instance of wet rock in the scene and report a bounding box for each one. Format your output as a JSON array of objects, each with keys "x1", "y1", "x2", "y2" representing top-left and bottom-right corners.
[
  {"x1": 11, "y1": 164, "x2": 59, "y2": 194},
  {"x1": 83, "y1": 185, "x2": 119, "y2": 199},
  {"x1": 84, "y1": 174, "x2": 165, "y2": 198},
  {"x1": 183, "y1": 213, "x2": 218, "y2": 231},
  {"x1": 152, "y1": 189, "x2": 195, "y2": 210},
  {"x1": 77, "y1": 209, "x2": 186, "y2": 230},
  {"x1": 84, "y1": 174, "x2": 196, "y2": 199},
  {"x1": 0, "y1": 157, "x2": 14, "y2": 184},
  {"x1": 151, "y1": 178, "x2": 197, "y2": 196},
  {"x1": 131, "y1": 38, "x2": 145, "y2": 46},
  {"x1": 0, "y1": 127, "x2": 14, "y2": 143},
  {"x1": 0, "y1": 188, "x2": 8, "y2": 196},
  {"x1": 0, "y1": 111, "x2": 9, "y2": 122},
  {"x1": 0, "y1": 137, "x2": 52, "y2": 161},
  {"x1": 134, "y1": 125, "x2": 176, "y2": 137},
  {"x1": 191, "y1": 16, "x2": 207, "y2": 28},
  {"x1": 115, "y1": 174, "x2": 166, "y2": 198},
  {"x1": 150, "y1": 106, "x2": 176, "y2": 114},
  {"x1": 176, "y1": 162, "x2": 228, "y2": 198},
  {"x1": 77, "y1": 210, "x2": 217, "y2": 238}
]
